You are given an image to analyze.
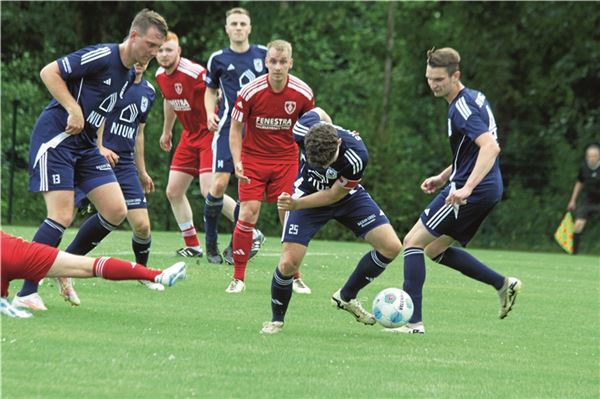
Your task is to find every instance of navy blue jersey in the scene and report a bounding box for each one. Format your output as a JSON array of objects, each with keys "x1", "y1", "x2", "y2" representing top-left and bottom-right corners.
[
  {"x1": 205, "y1": 45, "x2": 267, "y2": 126},
  {"x1": 37, "y1": 44, "x2": 135, "y2": 147},
  {"x1": 447, "y1": 87, "x2": 502, "y2": 192},
  {"x1": 292, "y1": 110, "x2": 368, "y2": 198},
  {"x1": 102, "y1": 78, "x2": 156, "y2": 158}
]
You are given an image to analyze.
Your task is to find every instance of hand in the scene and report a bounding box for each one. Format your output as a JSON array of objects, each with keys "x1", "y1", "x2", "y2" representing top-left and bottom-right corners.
[
  {"x1": 160, "y1": 132, "x2": 172, "y2": 152},
  {"x1": 277, "y1": 192, "x2": 296, "y2": 211},
  {"x1": 445, "y1": 186, "x2": 471, "y2": 206},
  {"x1": 99, "y1": 147, "x2": 119, "y2": 167},
  {"x1": 65, "y1": 105, "x2": 85, "y2": 134},
  {"x1": 421, "y1": 175, "x2": 445, "y2": 194},
  {"x1": 139, "y1": 172, "x2": 155, "y2": 193},
  {"x1": 567, "y1": 200, "x2": 576, "y2": 212},
  {"x1": 207, "y1": 113, "x2": 220, "y2": 132},
  {"x1": 234, "y1": 161, "x2": 250, "y2": 184}
]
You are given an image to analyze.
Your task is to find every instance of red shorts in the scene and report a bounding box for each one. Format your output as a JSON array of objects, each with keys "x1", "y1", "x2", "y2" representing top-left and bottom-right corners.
[
  {"x1": 170, "y1": 131, "x2": 213, "y2": 176},
  {"x1": 1, "y1": 231, "x2": 59, "y2": 297},
  {"x1": 238, "y1": 158, "x2": 298, "y2": 203}
]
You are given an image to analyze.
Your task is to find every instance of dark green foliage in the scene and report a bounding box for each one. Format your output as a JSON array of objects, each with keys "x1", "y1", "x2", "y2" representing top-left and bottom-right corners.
[{"x1": 1, "y1": 2, "x2": 598, "y2": 253}]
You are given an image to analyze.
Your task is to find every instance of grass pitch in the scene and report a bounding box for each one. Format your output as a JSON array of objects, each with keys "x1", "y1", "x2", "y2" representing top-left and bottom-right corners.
[{"x1": 1, "y1": 226, "x2": 599, "y2": 398}]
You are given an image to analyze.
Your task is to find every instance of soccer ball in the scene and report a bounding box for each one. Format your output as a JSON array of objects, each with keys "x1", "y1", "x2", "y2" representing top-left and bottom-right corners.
[{"x1": 372, "y1": 288, "x2": 414, "y2": 328}]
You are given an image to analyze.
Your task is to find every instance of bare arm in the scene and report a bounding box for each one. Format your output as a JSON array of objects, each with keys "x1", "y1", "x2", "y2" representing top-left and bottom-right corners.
[
  {"x1": 205, "y1": 87, "x2": 220, "y2": 131},
  {"x1": 230, "y1": 119, "x2": 248, "y2": 183},
  {"x1": 40, "y1": 61, "x2": 84, "y2": 134},
  {"x1": 95, "y1": 121, "x2": 119, "y2": 167},
  {"x1": 421, "y1": 164, "x2": 453, "y2": 194},
  {"x1": 568, "y1": 181, "x2": 584, "y2": 211},
  {"x1": 278, "y1": 183, "x2": 349, "y2": 211},
  {"x1": 159, "y1": 99, "x2": 177, "y2": 152},
  {"x1": 135, "y1": 123, "x2": 154, "y2": 193},
  {"x1": 446, "y1": 132, "x2": 500, "y2": 205}
]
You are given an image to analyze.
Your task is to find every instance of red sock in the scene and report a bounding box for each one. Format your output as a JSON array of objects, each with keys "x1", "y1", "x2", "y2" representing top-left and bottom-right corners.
[
  {"x1": 93, "y1": 257, "x2": 160, "y2": 281},
  {"x1": 181, "y1": 225, "x2": 200, "y2": 247},
  {"x1": 232, "y1": 220, "x2": 254, "y2": 280},
  {"x1": 293, "y1": 272, "x2": 301, "y2": 279}
]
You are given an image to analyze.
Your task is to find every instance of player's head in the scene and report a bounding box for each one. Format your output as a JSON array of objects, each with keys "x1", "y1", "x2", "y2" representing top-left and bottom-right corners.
[
  {"x1": 128, "y1": 9, "x2": 168, "y2": 65},
  {"x1": 225, "y1": 7, "x2": 252, "y2": 45},
  {"x1": 584, "y1": 142, "x2": 600, "y2": 167},
  {"x1": 266, "y1": 40, "x2": 293, "y2": 87},
  {"x1": 305, "y1": 123, "x2": 342, "y2": 168},
  {"x1": 425, "y1": 47, "x2": 461, "y2": 100},
  {"x1": 156, "y1": 31, "x2": 181, "y2": 71}
]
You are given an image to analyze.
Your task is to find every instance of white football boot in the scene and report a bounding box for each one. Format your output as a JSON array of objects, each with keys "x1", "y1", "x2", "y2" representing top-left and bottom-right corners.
[{"x1": 331, "y1": 289, "x2": 376, "y2": 325}]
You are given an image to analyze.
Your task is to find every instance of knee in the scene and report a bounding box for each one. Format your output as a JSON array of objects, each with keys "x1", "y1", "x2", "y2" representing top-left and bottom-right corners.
[
  {"x1": 103, "y1": 205, "x2": 127, "y2": 226},
  {"x1": 133, "y1": 221, "x2": 151, "y2": 239},
  {"x1": 50, "y1": 212, "x2": 74, "y2": 228},
  {"x1": 379, "y1": 238, "x2": 402, "y2": 260},
  {"x1": 210, "y1": 180, "x2": 227, "y2": 197},
  {"x1": 166, "y1": 185, "x2": 183, "y2": 202},
  {"x1": 278, "y1": 256, "x2": 300, "y2": 276}
]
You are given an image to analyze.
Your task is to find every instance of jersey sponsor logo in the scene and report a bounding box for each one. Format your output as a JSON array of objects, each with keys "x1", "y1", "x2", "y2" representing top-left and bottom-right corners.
[
  {"x1": 109, "y1": 122, "x2": 136, "y2": 139},
  {"x1": 86, "y1": 110, "x2": 105, "y2": 128},
  {"x1": 254, "y1": 58, "x2": 264, "y2": 73},
  {"x1": 167, "y1": 98, "x2": 191, "y2": 111},
  {"x1": 307, "y1": 170, "x2": 330, "y2": 191},
  {"x1": 119, "y1": 103, "x2": 139, "y2": 123},
  {"x1": 174, "y1": 82, "x2": 183, "y2": 95},
  {"x1": 99, "y1": 93, "x2": 118, "y2": 113},
  {"x1": 141, "y1": 96, "x2": 148, "y2": 113},
  {"x1": 284, "y1": 101, "x2": 296, "y2": 115},
  {"x1": 255, "y1": 117, "x2": 292, "y2": 130},
  {"x1": 96, "y1": 163, "x2": 112, "y2": 171},
  {"x1": 227, "y1": 64, "x2": 235, "y2": 71},
  {"x1": 239, "y1": 70, "x2": 257, "y2": 89}
]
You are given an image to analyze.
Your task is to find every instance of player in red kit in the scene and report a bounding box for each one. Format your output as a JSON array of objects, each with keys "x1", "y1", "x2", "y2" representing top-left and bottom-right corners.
[
  {"x1": 227, "y1": 40, "x2": 314, "y2": 293},
  {"x1": 1, "y1": 231, "x2": 186, "y2": 318},
  {"x1": 155, "y1": 32, "x2": 237, "y2": 262}
]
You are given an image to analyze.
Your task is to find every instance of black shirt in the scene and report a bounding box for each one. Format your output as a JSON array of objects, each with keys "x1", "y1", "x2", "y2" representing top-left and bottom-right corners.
[{"x1": 577, "y1": 161, "x2": 600, "y2": 203}]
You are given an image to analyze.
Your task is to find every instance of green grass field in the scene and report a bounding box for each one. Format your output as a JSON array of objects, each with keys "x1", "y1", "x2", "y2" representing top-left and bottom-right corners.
[{"x1": 2, "y1": 226, "x2": 599, "y2": 399}]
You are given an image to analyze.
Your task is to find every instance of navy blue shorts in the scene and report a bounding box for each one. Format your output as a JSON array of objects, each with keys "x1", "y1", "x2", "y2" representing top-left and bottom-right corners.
[
  {"x1": 74, "y1": 157, "x2": 146, "y2": 210},
  {"x1": 420, "y1": 184, "x2": 500, "y2": 246},
  {"x1": 29, "y1": 141, "x2": 116, "y2": 194},
  {"x1": 212, "y1": 122, "x2": 234, "y2": 174},
  {"x1": 282, "y1": 189, "x2": 390, "y2": 246}
]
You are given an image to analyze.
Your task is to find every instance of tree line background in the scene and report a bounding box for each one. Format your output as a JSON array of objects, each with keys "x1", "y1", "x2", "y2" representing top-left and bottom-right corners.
[{"x1": 2, "y1": 1, "x2": 599, "y2": 254}]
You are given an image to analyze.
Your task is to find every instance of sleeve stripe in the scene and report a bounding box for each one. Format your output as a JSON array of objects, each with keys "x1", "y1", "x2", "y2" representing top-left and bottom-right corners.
[
  {"x1": 80, "y1": 47, "x2": 111, "y2": 65},
  {"x1": 231, "y1": 108, "x2": 243, "y2": 122},
  {"x1": 292, "y1": 122, "x2": 310, "y2": 137},
  {"x1": 344, "y1": 149, "x2": 363, "y2": 175},
  {"x1": 61, "y1": 58, "x2": 72, "y2": 74},
  {"x1": 455, "y1": 97, "x2": 472, "y2": 120}
]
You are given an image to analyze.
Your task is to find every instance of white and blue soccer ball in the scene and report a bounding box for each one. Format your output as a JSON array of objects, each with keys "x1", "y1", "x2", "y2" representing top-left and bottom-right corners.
[{"x1": 372, "y1": 288, "x2": 414, "y2": 328}]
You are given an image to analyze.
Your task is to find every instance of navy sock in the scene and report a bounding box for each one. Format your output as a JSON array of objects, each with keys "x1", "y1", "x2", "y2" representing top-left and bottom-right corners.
[
  {"x1": 18, "y1": 218, "x2": 66, "y2": 296},
  {"x1": 433, "y1": 247, "x2": 504, "y2": 290},
  {"x1": 403, "y1": 247, "x2": 426, "y2": 323},
  {"x1": 66, "y1": 213, "x2": 117, "y2": 255},
  {"x1": 341, "y1": 250, "x2": 391, "y2": 301},
  {"x1": 271, "y1": 267, "x2": 294, "y2": 322},
  {"x1": 228, "y1": 201, "x2": 241, "y2": 247},
  {"x1": 132, "y1": 235, "x2": 151, "y2": 266},
  {"x1": 204, "y1": 194, "x2": 223, "y2": 245}
]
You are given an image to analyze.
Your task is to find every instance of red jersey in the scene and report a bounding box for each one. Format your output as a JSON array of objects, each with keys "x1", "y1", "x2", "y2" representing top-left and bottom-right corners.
[
  {"x1": 1, "y1": 231, "x2": 59, "y2": 297},
  {"x1": 155, "y1": 57, "x2": 211, "y2": 147},
  {"x1": 232, "y1": 74, "x2": 314, "y2": 164}
]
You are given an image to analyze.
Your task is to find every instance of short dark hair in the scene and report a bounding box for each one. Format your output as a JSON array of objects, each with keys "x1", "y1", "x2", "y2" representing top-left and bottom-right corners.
[
  {"x1": 304, "y1": 123, "x2": 339, "y2": 168},
  {"x1": 130, "y1": 9, "x2": 168, "y2": 39},
  {"x1": 427, "y1": 47, "x2": 461, "y2": 76}
]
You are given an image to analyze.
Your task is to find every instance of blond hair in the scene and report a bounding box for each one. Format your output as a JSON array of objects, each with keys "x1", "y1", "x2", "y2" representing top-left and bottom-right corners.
[
  {"x1": 226, "y1": 7, "x2": 250, "y2": 18},
  {"x1": 267, "y1": 40, "x2": 292, "y2": 58}
]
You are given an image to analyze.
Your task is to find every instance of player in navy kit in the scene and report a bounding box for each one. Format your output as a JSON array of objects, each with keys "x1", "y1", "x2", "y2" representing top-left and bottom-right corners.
[
  {"x1": 260, "y1": 108, "x2": 402, "y2": 334},
  {"x1": 77, "y1": 61, "x2": 162, "y2": 291},
  {"x1": 390, "y1": 47, "x2": 522, "y2": 334},
  {"x1": 12, "y1": 9, "x2": 168, "y2": 311},
  {"x1": 204, "y1": 7, "x2": 267, "y2": 266}
]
